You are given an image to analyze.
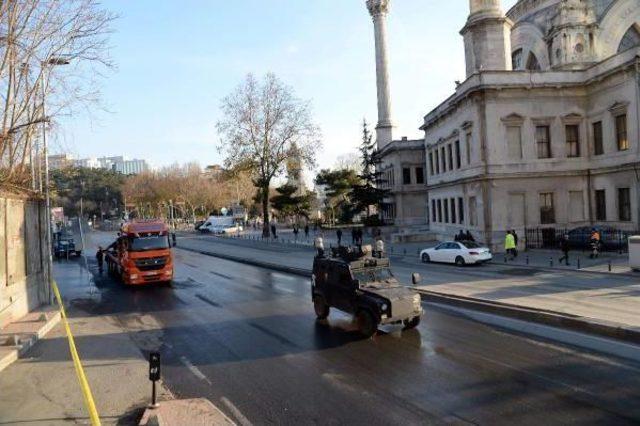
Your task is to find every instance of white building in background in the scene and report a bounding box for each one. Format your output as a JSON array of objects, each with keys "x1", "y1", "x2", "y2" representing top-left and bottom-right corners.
[
  {"x1": 367, "y1": 0, "x2": 640, "y2": 249},
  {"x1": 48, "y1": 154, "x2": 149, "y2": 175}
]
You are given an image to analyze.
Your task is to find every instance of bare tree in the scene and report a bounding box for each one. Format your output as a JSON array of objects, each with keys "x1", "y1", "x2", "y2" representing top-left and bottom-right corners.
[
  {"x1": 0, "y1": 0, "x2": 116, "y2": 187},
  {"x1": 217, "y1": 73, "x2": 321, "y2": 237}
]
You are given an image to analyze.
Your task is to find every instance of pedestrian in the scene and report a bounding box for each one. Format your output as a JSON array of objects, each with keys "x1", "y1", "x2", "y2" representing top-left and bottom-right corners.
[
  {"x1": 504, "y1": 231, "x2": 516, "y2": 260},
  {"x1": 559, "y1": 234, "x2": 570, "y2": 265},
  {"x1": 456, "y1": 230, "x2": 466, "y2": 242},
  {"x1": 511, "y1": 229, "x2": 518, "y2": 258},
  {"x1": 357, "y1": 228, "x2": 364, "y2": 245},
  {"x1": 590, "y1": 228, "x2": 601, "y2": 259},
  {"x1": 465, "y1": 230, "x2": 474, "y2": 242},
  {"x1": 171, "y1": 232, "x2": 176, "y2": 247},
  {"x1": 375, "y1": 237, "x2": 385, "y2": 258},
  {"x1": 293, "y1": 225, "x2": 299, "y2": 242},
  {"x1": 304, "y1": 224, "x2": 310, "y2": 239},
  {"x1": 314, "y1": 233, "x2": 325, "y2": 257},
  {"x1": 96, "y1": 246, "x2": 104, "y2": 274},
  {"x1": 351, "y1": 228, "x2": 357, "y2": 245},
  {"x1": 336, "y1": 228, "x2": 343, "y2": 246},
  {"x1": 271, "y1": 223, "x2": 277, "y2": 239}
]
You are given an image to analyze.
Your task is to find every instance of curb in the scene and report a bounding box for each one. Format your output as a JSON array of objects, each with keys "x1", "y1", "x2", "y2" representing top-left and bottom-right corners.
[
  {"x1": 178, "y1": 244, "x2": 640, "y2": 346},
  {"x1": 416, "y1": 290, "x2": 640, "y2": 345},
  {"x1": 0, "y1": 309, "x2": 61, "y2": 373}
]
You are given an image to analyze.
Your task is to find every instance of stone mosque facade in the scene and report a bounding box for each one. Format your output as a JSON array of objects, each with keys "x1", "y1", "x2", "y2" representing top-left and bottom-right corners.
[{"x1": 366, "y1": 0, "x2": 640, "y2": 249}]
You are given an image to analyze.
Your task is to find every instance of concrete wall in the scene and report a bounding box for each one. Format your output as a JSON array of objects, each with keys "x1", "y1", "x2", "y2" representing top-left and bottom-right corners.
[{"x1": 0, "y1": 195, "x2": 48, "y2": 329}]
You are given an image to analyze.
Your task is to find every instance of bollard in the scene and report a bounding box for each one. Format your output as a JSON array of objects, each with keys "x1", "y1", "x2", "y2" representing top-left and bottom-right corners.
[
  {"x1": 526, "y1": 255, "x2": 529, "y2": 265},
  {"x1": 504, "y1": 256, "x2": 507, "y2": 263},
  {"x1": 148, "y1": 352, "x2": 161, "y2": 408},
  {"x1": 609, "y1": 261, "x2": 612, "y2": 272},
  {"x1": 577, "y1": 257, "x2": 580, "y2": 269},
  {"x1": 550, "y1": 257, "x2": 553, "y2": 267},
  {"x1": 403, "y1": 249, "x2": 407, "y2": 255}
]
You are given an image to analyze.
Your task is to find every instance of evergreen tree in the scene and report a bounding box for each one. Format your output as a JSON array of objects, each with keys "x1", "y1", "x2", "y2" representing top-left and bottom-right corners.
[
  {"x1": 351, "y1": 119, "x2": 389, "y2": 220},
  {"x1": 270, "y1": 183, "x2": 313, "y2": 219}
]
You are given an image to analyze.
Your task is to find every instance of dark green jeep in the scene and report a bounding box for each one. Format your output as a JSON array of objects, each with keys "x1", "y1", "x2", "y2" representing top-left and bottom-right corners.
[{"x1": 311, "y1": 248, "x2": 423, "y2": 337}]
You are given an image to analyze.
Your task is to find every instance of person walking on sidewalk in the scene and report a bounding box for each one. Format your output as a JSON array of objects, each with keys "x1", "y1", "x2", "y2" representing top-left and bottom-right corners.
[
  {"x1": 314, "y1": 233, "x2": 325, "y2": 257},
  {"x1": 511, "y1": 229, "x2": 519, "y2": 258},
  {"x1": 336, "y1": 228, "x2": 343, "y2": 246},
  {"x1": 293, "y1": 224, "x2": 299, "y2": 242},
  {"x1": 590, "y1": 228, "x2": 601, "y2": 259},
  {"x1": 504, "y1": 231, "x2": 516, "y2": 261},
  {"x1": 465, "y1": 230, "x2": 475, "y2": 242},
  {"x1": 559, "y1": 234, "x2": 570, "y2": 265},
  {"x1": 96, "y1": 247, "x2": 104, "y2": 274},
  {"x1": 304, "y1": 224, "x2": 309, "y2": 239},
  {"x1": 271, "y1": 222, "x2": 277, "y2": 239}
]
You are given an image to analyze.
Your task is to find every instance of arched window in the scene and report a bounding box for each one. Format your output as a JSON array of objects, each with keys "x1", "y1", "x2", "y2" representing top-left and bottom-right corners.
[
  {"x1": 511, "y1": 48, "x2": 523, "y2": 70},
  {"x1": 618, "y1": 25, "x2": 640, "y2": 53},
  {"x1": 526, "y1": 52, "x2": 541, "y2": 71}
]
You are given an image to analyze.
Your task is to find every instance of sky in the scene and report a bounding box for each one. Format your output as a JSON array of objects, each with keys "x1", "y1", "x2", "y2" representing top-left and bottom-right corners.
[{"x1": 58, "y1": 0, "x2": 519, "y2": 171}]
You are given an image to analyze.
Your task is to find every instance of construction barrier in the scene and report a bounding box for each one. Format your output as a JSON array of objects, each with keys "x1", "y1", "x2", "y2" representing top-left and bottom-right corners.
[{"x1": 51, "y1": 280, "x2": 101, "y2": 426}]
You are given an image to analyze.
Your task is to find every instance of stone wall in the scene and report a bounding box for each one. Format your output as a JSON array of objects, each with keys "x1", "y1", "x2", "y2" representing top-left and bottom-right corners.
[{"x1": 0, "y1": 195, "x2": 48, "y2": 329}]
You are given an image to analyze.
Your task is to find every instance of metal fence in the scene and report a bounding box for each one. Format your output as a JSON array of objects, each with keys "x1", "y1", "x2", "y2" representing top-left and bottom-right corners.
[{"x1": 524, "y1": 227, "x2": 636, "y2": 253}]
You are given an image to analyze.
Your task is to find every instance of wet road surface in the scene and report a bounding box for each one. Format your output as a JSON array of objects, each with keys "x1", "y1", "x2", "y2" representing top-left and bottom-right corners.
[{"x1": 58, "y1": 236, "x2": 640, "y2": 425}]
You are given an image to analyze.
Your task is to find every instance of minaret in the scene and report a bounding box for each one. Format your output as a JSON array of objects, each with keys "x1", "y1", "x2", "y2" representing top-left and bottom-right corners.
[
  {"x1": 366, "y1": 0, "x2": 394, "y2": 149},
  {"x1": 461, "y1": 0, "x2": 512, "y2": 77}
]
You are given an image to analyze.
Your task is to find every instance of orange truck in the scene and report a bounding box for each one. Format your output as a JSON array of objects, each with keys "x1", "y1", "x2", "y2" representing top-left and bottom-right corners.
[{"x1": 105, "y1": 220, "x2": 174, "y2": 285}]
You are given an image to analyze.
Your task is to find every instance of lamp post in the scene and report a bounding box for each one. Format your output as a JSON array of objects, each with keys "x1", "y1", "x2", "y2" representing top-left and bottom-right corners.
[{"x1": 41, "y1": 56, "x2": 70, "y2": 302}]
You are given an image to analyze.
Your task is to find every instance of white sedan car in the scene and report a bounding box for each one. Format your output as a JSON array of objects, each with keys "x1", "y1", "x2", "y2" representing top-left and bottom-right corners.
[{"x1": 420, "y1": 241, "x2": 492, "y2": 266}]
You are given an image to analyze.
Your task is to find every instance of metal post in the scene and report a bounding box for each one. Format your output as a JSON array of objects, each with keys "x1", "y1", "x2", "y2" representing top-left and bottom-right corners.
[
  {"x1": 550, "y1": 257, "x2": 553, "y2": 267},
  {"x1": 577, "y1": 257, "x2": 580, "y2": 269},
  {"x1": 151, "y1": 381, "x2": 156, "y2": 407},
  {"x1": 526, "y1": 256, "x2": 529, "y2": 265},
  {"x1": 608, "y1": 261, "x2": 612, "y2": 272}
]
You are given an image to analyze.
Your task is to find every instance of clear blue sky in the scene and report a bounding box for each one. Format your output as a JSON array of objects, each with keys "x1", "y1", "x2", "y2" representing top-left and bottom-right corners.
[{"x1": 59, "y1": 0, "x2": 518, "y2": 170}]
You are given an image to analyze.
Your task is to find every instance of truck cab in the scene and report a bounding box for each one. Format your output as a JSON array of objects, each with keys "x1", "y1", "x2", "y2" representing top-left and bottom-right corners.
[
  {"x1": 106, "y1": 220, "x2": 173, "y2": 285},
  {"x1": 311, "y1": 247, "x2": 423, "y2": 337}
]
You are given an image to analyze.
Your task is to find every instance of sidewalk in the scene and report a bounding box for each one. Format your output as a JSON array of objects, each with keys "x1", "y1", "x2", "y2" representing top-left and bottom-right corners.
[
  {"x1": 212, "y1": 229, "x2": 637, "y2": 276},
  {"x1": 177, "y1": 234, "x2": 640, "y2": 344},
  {"x1": 0, "y1": 257, "x2": 172, "y2": 425}
]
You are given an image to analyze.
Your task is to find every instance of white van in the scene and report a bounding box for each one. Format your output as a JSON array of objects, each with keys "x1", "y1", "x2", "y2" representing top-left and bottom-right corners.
[{"x1": 199, "y1": 215, "x2": 243, "y2": 234}]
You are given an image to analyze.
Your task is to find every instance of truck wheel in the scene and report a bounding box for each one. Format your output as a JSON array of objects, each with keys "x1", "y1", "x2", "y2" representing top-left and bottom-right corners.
[
  {"x1": 403, "y1": 316, "x2": 421, "y2": 330},
  {"x1": 313, "y1": 296, "x2": 330, "y2": 320},
  {"x1": 356, "y1": 310, "x2": 377, "y2": 338}
]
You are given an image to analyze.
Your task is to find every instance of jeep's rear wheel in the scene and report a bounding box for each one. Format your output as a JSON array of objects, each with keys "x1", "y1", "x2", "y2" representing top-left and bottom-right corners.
[
  {"x1": 356, "y1": 310, "x2": 377, "y2": 338},
  {"x1": 403, "y1": 316, "x2": 421, "y2": 330},
  {"x1": 313, "y1": 296, "x2": 330, "y2": 320}
]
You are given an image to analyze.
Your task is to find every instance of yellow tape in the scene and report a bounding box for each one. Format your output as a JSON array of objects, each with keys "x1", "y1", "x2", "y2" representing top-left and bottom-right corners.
[{"x1": 52, "y1": 280, "x2": 102, "y2": 426}]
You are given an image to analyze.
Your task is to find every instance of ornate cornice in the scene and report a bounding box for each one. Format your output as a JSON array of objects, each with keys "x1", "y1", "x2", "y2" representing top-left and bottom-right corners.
[{"x1": 366, "y1": 0, "x2": 390, "y2": 17}]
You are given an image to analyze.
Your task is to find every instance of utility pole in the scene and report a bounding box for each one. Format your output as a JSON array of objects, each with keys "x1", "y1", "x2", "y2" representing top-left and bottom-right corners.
[{"x1": 41, "y1": 56, "x2": 70, "y2": 302}]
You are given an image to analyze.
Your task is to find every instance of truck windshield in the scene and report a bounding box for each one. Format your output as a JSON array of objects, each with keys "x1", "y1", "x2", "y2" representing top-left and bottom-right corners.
[
  {"x1": 129, "y1": 235, "x2": 169, "y2": 251},
  {"x1": 353, "y1": 268, "x2": 395, "y2": 284}
]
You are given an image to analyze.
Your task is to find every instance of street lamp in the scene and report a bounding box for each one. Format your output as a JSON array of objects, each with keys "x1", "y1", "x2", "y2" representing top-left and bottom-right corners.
[{"x1": 41, "y1": 56, "x2": 70, "y2": 303}]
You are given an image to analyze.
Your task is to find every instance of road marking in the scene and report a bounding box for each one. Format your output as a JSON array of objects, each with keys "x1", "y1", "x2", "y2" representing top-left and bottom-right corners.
[
  {"x1": 179, "y1": 355, "x2": 212, "y2": 385},
  {"x1": 220, "y1": 397, "x2": 252, "y2": 426},
  {"x1": 196, "y1": 293, "x2": 221, "y2": 308}
]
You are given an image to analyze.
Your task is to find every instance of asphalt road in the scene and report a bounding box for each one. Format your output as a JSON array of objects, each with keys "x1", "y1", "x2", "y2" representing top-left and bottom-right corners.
[{"x1": 63, "y1": 232, "x2": 640, "y2": 425}]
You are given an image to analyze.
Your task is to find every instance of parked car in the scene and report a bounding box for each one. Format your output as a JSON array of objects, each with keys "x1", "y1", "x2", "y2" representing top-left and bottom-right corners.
[
  {"x1": 420, "y1": 241, "x2": 492, "y2": 266},
  {"x1": 566, "y1": 226, "x2": 628, "y2": 251},
  {"x1": 53, "y1": 235, "x2": 78, "y2": 258}
]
